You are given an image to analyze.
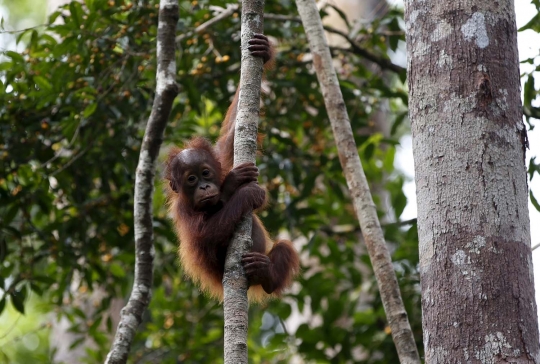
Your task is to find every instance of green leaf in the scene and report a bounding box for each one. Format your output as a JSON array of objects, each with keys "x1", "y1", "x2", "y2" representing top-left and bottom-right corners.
[
  {"x1": 30, "y1": 30, "x2": 39, "y2": 47},
  {"x1": 85, "y1": 0, "x2": 95, "y2": 10},
  {"x1": 16, "y1": 164, "x2": 33, "y2": 186},
  {"x1": 49, "y1": 11, "x2": 61, "y2": 24},
  {"x1": 518, "y1": 12, "x2": 540, "y2": 32},
  {"x1": 60, "y1": 118, "x2": 79, "y2": 140},
  {"x1": 383, "y1": 146, "x2": 396, "y2": 172},
  {"x1": 524, "y1": 75, "x2": 535, "y2": 106},
  {"x1": 30, "y1": 283, "x2": 44, "y2": 296},
  {"x1": 15, "y1": 29, "x2": 32, "y2": 45},
  {"x1": 364, "y1": 143, "x2": 375, "y2": 160},
  {"x1": 10, "y1": 288, "x2": 26, "y2": 314},
  {"x1": 89, "y1": 316, "x2": 102, "y2": 331},
  {"x1": 0, "y1": 226, "x2": 22, "y2": 240},
  {"x1": 34, "y1": 76, "x2": 53, "y2": 92},
  {"x1": 392, "y1": 184, "x2": 407, "y2": 218},
  {"x1": 3, "y1": 204, "x2": 18, "y2": 226},
  {"x1": 69, "y1": 1, "x2": 84, "y2": 27},
  {"x1": 531, "y1": 191, "x2": 540, "y2": 212},
  {"x1": 4, "y1": 51, "x2": 24, "y2": 63},
  {"x1": 391, "y1": 111, "x2": 408, "y2": 135},
  {"x1": 32, "y1": 276, "x2": 56, "y2": 285},
  {"x1": 83, "y1": 103, "x2": 97, "y2": 117},
  {"x1": 109, "y1": 263, "x2": 125, "y2": 278},
  {"x1": 353, "y1": 309, "x2": 377, "y2": 325},
  {"x1": 296, "y1": 323, "x2": 318, "y2": 343},
  {"x1": 0, "y1": 296, "x2": 5, "y2": 315},
  {"x1": 0, "y1": 61, "x2": 13, "y2": 72},
  {"x1": 0, "y1": 239, "x2": 5, "y2": 264},
  {"x1": 69, "y1": 337, "x2": 85, "y2": 350},
  {"x1": 529, "y1": 156, "x2": 540, "y2": 181}
]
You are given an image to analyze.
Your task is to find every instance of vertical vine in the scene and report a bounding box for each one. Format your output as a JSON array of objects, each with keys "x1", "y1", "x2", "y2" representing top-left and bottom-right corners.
[
  {"x1": 295, "y1": 0, "x2": 420, "y2": 362},
  {"x1": 105, "y1": 1, "x2": 179, "y2": 363}
]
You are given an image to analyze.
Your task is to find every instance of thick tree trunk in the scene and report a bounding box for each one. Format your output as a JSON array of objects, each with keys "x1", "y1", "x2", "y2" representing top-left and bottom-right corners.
[
  {"x1": 404, "y1": 0, "x2": 540, "y2": 362},
  {"x1": 222, "y1": 0, "x2": 265, "y2": 362}
]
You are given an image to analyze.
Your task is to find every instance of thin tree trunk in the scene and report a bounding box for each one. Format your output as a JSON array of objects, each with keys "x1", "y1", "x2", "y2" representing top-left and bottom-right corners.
[
  {"x1": 105, "y1": 1, "x2": 179, "y2": 363},
  {"x1": 295, "y1": 0, "x2": 421, "y2": 363},
  {"x1": 222, "y1": 0, "x2": 265, "y2": 362},
  {"x1": 404, "y1": 1, "x2": 540, "y2": 362}
]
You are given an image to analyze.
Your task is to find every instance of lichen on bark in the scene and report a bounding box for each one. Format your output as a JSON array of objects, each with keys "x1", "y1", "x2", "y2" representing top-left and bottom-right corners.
[{"x1": 405, "y1": 0, "x2": 540, "y2": 362}]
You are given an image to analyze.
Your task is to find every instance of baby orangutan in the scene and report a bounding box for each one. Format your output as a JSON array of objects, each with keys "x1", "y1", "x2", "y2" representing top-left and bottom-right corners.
[{"x1": 165, "y1": 34, "x2": 299, "y2": 302}]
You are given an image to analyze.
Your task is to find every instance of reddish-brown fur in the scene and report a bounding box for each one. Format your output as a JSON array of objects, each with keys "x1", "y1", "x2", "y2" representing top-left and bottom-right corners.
[{"x1": 165, "y1": 35, "x2": 299, "y2": 302}]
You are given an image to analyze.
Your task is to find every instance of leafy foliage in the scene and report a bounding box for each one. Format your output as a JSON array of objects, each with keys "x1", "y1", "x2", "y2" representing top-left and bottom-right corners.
[
  {"x1": 0, "y1": 0, "x2": 431, "y2": 362},
  {"x1": 520, "y1": 0, "x2": 540, "y2": 213}
]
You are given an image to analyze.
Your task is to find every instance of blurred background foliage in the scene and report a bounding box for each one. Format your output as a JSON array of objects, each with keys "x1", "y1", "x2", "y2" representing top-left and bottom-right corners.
[{"x1": 0, "y1": 0, "x2": 538, "y2": 363}]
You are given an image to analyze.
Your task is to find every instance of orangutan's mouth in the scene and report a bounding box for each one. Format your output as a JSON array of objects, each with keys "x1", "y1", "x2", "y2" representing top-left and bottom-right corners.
[{"x1": 200, "y1": 195, "x2": 218, "y2": 202}]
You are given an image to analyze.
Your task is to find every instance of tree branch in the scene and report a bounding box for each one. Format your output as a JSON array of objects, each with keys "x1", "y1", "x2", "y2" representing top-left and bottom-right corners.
[
  {"x1": 173, "y1": 4, "x2": 404, "y2": 75},
  {"x1": 264, "y1": 13, "x2": 405, "y2": 75},
  {"x1": 263, "y1": 13, "x2": 298, "y2": 22},
  {"x1": 105, "y1": 1, "x2": 179, "y2": 363},
  {"x1": 524, "y1": 106, "x2": 540, "y2": 120},
  {"x1": 324, "y1": 25, "x2": 405, "y2": 74},
  {"x1": 319, "y1": 218, "x2": 418, "y2": 235},
  {"x1": 175, "y1": 4, "x2": 239, "y2": 43},
  {"x1": 294, "y1": 0, "x2": 420, "y2": 363},
  {"x1": 222, "y1": 0, "x2": 265, "y2": 363}
]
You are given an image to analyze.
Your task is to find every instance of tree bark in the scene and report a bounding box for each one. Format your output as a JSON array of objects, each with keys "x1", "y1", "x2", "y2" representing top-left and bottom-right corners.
[
  {"x1": 295, "y1": 0, "x2": 421, "y2": 363},
  {"x1": 105, "y1": 1, "x2": 179, "y2": 363},
  {"x1": 222, "y1": 0, "x2": 265, "y2": 363},
  {"x1": 404, "y1": 0, "x2": 540, "y2": 362}
]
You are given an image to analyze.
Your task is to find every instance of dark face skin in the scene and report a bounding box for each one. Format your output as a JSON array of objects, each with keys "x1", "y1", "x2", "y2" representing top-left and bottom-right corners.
[{"x1": 172, "y1": 149, "x2": 221, "y2": 210}]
